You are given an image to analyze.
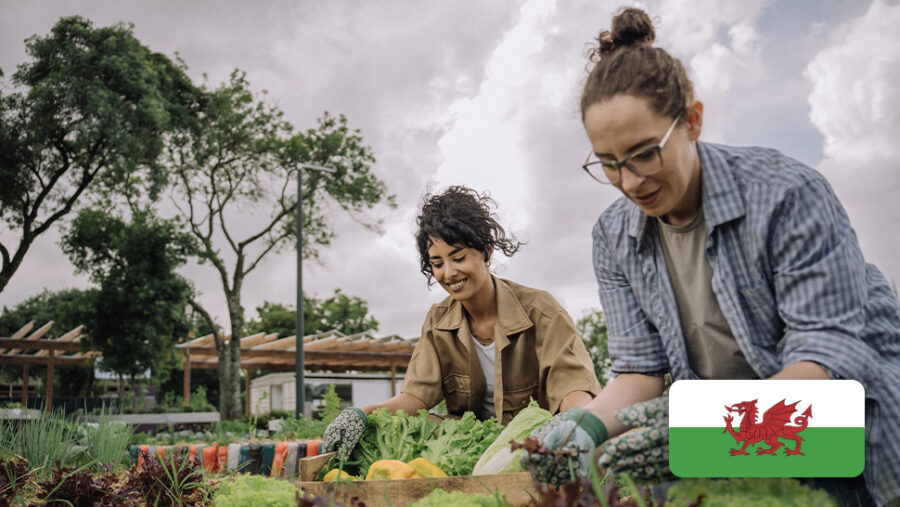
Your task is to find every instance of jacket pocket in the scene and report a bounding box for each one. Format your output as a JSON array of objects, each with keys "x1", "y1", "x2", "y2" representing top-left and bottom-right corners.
[
  {"x1": 442, "y1": 374, "x2": 470, "y2": 415},
  {"x1": 501, "y1": 383, "x2": 539, "y2": 423}
]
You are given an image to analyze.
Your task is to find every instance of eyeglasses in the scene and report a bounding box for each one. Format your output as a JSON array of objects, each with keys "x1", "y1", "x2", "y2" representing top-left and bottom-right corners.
[{"x1": 582, "y1": 113, "x2": 682, "y2": 185}]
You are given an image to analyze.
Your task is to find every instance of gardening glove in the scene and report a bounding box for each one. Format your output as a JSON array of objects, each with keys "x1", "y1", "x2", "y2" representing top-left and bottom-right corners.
[
  {"x1": 322, "y1": 407, "x2": 367, "y2": 463},
  {"x1": 523, "y1": 407, "x2": 608, "y2": 486},
  {"x1": 597, "y1": 396, "x2": 674, "y2": 483},
  {"x1": 527, "y1": 412, "x2": 568, "y2": 442}
]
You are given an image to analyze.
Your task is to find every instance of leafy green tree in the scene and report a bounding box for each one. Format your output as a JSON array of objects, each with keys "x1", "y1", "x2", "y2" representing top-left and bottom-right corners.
[
  {"x1": 167, "y1": 71, "x2": 395, "y2": 419},
  {"x1": 576, "y1": 309, "x2": 612, "y2": 386},
  {"x1": 245, "y1": 290, "x2": 379, "y2": 338},
  {"x1": 0, "y1": 288, "x2": 98, "y2": 396},
  {"x1": 61, "y1": 207, "x2": 196, "y2": 405},
  {"x1": 0, "y1": 16, "x2": 197, "y2": 294}
]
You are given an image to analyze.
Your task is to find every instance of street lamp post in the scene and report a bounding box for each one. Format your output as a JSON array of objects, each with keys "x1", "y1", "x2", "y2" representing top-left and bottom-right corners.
[{"x1": 296, "y1": 163, "x2": 336, "y2": 419}]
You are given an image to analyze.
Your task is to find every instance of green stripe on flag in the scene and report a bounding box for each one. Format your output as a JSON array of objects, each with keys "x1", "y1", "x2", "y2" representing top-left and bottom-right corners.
[{"x1": 670, "y1": 427, "x2": 864, "y2": 477}]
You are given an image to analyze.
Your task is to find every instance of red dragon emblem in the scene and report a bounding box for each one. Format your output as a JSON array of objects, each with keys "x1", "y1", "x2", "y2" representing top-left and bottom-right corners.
[{"x1": 723, "y1": 399, "x2": 813, "y2": 456}]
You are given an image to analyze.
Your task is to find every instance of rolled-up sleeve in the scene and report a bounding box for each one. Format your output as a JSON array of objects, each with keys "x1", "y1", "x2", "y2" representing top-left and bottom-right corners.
[
  {"x1": 400, "y1": 311, "x2": 445, "y2": 408},
  {"x1": 592, "y1": 219, "x2": 669, "y2": 374},
  {"x1": 770, "y1": 178, "x2": 881, "y2": 384},
  {"x1": 540, "y1": 309, "x2": 602, "y2": 414}
]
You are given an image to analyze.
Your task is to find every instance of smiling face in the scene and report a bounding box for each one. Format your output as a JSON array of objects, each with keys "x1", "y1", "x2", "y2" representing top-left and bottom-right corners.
[
  {"x1": 427, "y1": 236, "x2": 493, "y2": 305},
  {"x1": 583, "y1": 94, "x2": 704, "y2": 226}
]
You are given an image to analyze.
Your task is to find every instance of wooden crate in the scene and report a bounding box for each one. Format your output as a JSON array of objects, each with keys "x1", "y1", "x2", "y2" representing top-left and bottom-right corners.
[{"x1": 297, "y1": 452, "x2": 536, "y2": 506}]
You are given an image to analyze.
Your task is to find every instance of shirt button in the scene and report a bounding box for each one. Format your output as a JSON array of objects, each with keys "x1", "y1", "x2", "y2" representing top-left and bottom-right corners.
[{"x1": 521, "y1": 400, "x2": 527, "y2": 407}]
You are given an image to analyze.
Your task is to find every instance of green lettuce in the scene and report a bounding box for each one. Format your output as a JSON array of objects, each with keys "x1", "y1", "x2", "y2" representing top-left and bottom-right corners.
[
  {"x1": 421, "y1": 412, "x2": 503, "y2": 476},
  {"x1": 471, "y1": 400, "x2": 551, "y2": 475}
]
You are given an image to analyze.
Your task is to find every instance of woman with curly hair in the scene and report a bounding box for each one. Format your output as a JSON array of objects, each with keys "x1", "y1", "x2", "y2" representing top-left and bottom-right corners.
[{"x1": 323, "y1": 185, "x2": 601, "y2": 462}]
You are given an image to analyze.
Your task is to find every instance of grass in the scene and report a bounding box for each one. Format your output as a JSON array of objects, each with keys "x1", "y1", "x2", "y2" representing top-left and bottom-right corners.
[
  {"x1": 79, "y1": 404, "x2": 135, "y2": 470},
  {"x1": 0, "y1": 406, "x2": 80, "y2": 477}
]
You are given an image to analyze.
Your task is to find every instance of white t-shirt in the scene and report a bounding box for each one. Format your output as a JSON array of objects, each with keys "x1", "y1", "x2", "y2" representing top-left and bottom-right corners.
[{"x1": 472, "y1": 337, "x2": 496, "y2": 420}]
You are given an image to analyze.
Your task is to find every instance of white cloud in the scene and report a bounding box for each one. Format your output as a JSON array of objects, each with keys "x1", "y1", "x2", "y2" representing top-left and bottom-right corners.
[
  {"x1": 805, "y1": 0, "x2": 900, "y2": 284},
  {"x1": 431, "y1": 0, "x2": 558, "y2": 239}
]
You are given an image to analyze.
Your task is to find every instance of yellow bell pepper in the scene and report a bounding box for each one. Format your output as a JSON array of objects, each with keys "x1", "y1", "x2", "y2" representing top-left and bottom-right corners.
[
  {"x1": 322, "y1": 468, "x2": 356, "y2": 482},
  {"x1": 365, "y1": 459, "x2": 417, "y2": 480},
  {"x1": 406, "y1": 457, "x2": 447, "y2": 478}
]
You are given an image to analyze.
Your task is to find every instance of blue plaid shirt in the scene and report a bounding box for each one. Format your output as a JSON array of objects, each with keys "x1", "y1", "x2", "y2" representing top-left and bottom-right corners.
[{"x1": 592, "y1": 141, "x2": 900, "y2": 504}]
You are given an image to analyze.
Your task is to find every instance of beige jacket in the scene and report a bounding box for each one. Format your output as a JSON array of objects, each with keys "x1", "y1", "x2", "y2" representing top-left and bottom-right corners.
[{"x1": 402, "y1": 276, "x2": 601, "y2": 424}]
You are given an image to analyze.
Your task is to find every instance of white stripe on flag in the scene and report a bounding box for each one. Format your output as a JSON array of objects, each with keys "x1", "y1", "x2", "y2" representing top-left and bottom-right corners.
[{"x1": 669, "y1": 380, "x2": 864, "y2": 428}]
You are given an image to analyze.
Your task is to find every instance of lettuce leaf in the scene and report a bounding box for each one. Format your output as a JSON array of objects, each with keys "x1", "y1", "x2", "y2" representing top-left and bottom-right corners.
[
  {"x1": 471, "y1": 400, "x2": 551, "y2": 475},
  {"x1": 420, "y1": 412, "x2": 503, "y2": 476}
]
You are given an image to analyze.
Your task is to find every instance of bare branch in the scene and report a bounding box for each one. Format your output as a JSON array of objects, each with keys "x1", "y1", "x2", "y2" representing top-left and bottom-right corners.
[
  {"x1": 188, "y1": 299, "x2": 225, "y2": 351},
  {"x1": 243, "y1": 228, "x2": 292, "y2": 277}
]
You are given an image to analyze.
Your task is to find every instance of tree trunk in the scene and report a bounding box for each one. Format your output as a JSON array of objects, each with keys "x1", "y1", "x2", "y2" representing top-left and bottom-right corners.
[
  {"x1": 131, "y1": 375, "x2": 138, "y2": 412},
  {"x1": 226, "y1": 300, "x2": 245, "y2": 420}
]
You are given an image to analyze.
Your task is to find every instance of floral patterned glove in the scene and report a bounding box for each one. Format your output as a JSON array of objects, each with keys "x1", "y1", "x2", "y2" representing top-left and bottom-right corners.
[
  {"x1": 523, "y1": 408, "x2": 608, "y2": 486},
  {"x1": 322, "y1": 407, "x2": 367, "y2": 463},
  {"x1": 528, "y1": 412, "x2": 568, "y2": 442},
  {"x1": 597, "y1": 396, "x2": 674, "y2": 482}
]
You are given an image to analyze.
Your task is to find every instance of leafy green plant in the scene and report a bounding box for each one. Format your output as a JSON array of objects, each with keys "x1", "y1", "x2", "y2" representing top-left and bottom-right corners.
[
  {"x1": 189, "y1": 385, "x2": 215, "y2": 412},
  {"x1": 212, "y1": 474, "x2": 297, "y2": 506},
  {"x1": 666, "y1": 477, "x2": 836, "y2": 507},
  {"x1": 36, "y1": 461, "x2": 127, "y2": 506},
  {"x1": 78, "y1": 405, "x2": 135, "y2": 470},
  {"x1": 0, "y1": 458, "x2": 30, "y2": 503},
  {"x1": 125, "y1": 450, "x2": 210, "y2": 505},
  {"x1": 1, "y1": 407, "x2": 80, "y2": 477},
  {"x1": 321, "y1": 384, "x2": 342, "y2": 425},
  {"x1": 270, "y1": 415, "x2": 326, "y2": 441}
]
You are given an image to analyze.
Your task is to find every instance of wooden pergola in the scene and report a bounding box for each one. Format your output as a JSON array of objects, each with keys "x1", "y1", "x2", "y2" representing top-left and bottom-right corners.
[
  {"x1": 0, "y1": 321, "x2": 91, "y2": 413},
  {"x1": 177, "y1": 330, "x2": 417, "y2": 415},
  {"x1": 1, "y1": 321, "x2": 418, "y2": 416}
]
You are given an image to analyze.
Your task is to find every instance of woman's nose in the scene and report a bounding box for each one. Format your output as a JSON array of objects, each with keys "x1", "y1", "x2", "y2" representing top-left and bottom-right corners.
[{"x1": 618, "y1": 165, "x2": 645, "y2": 194}]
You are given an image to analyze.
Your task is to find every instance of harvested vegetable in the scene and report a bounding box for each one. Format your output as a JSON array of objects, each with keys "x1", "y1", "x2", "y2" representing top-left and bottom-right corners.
[
  {"x1": 407, "y1": 457, "x2": 447, "y2": 478},
  {"x1": 472, "y1": 400, "x2": 551, "y2": 475},
  {"x1": 322, "y1": 468, "x2": 356, "y2": 482},
  {"x1": 421, "y1": 412, "x2": 503, "y2": 476},
  {"x1": 365, "y1": 459, "x2": 417, "y2": 480}
]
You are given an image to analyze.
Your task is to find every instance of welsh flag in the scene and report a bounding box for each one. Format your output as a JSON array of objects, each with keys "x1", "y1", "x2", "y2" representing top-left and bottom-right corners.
[{"x1": 668, "y1": 380, "x2": 864, "y2": 477}]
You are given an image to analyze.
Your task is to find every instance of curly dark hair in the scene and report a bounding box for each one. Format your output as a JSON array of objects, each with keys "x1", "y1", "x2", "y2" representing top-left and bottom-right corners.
[{"x1": 415, "y1": 186, "x2": 523, "y2": 285}]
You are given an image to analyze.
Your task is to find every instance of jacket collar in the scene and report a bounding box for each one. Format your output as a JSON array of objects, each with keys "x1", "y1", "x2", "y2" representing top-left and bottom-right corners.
[
  {"x1": 629, "y1": 141, "x2": 745, "y2": 249},
  {"x1": 434, "y1": 275, "x2": 533, "y2": 342}
]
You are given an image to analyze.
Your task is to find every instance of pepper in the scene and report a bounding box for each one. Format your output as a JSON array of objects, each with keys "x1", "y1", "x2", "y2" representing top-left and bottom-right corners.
[
  {"x1": 406, "y1": 457, "x2": 447, "y2": 478},
  {"x1": 322, "y1": 468, "x2": 356, "y2": 482},
  {"x1": 364, "y1": 459, "x2": 417, "y2": 480}
]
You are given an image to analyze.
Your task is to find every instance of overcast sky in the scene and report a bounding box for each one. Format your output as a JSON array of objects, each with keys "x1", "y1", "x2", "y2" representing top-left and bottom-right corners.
[{"x1": 2, "y1": 0, "x2": 898, "y2": 340}]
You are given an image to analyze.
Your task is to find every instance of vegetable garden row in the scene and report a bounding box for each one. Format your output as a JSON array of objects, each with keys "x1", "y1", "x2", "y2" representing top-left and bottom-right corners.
[{"x1": 0, "y1": 403, "x2": 839, "y2": 505}]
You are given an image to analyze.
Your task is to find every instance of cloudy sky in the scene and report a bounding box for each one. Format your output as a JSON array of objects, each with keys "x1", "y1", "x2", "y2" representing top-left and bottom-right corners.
[{"x1": 1, "y1": 0, "x2": 898, "y2": 340}]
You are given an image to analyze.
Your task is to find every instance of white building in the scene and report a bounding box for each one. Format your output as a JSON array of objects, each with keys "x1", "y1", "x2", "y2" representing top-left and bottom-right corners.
[{"x1": 248, "y1": 371, "x2": 405, "y2": 417}]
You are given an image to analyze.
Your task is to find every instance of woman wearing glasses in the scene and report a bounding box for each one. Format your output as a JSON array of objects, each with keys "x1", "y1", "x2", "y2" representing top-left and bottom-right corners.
[
  {"x1": 322, "y1": 185, "x2": 602, "y2": 464},
  {"x1": 526, "y1": 7, "x2": 899, "y2": 506}
]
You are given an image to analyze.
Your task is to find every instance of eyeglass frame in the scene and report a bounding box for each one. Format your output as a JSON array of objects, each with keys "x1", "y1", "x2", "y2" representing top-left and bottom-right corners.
[{"x1": 582, "y1": 112, "x2": 683, "y2": 185}]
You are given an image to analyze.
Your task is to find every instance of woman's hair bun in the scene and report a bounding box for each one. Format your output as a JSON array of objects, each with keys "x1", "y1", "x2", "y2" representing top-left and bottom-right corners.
[{"x1": 590, "y1": 7, "x2": 656, "y2": 61}]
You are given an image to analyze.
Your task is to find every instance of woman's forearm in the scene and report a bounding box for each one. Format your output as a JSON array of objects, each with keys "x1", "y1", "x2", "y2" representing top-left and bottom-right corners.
[
  {"x1": 583, "y1": 373, "x2": 665, "y2": 438},
  {"x1": 360, "y1": 392, "x2": 428, "y2": 415},
  {"x1": 769, "y1": 360, "x2": 831, "y2": 380},
  {"x1": 560, "y1": 390, "x2": 594, "y2": 412}
]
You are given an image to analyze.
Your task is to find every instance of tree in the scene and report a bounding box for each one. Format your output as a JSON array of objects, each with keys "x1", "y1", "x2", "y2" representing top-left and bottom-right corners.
[
  {"x1": 167, "y1": 71, "x2": 395, "y2": 419},
  {"x1": 246, "y1": 290, "x2": 379, "y2": 338},
  {"x1": 577, "y1": 309, "x2": 612, "y2": 386},
  {"x1": 0, "y1": 16, "x2": 198, "y2": 294},
  {"x1": 61, "y1": 207, "x2": 196, "y2": 405},
  {"x1": 0, "y1": 288, "x2": 98, "y2": 396}
]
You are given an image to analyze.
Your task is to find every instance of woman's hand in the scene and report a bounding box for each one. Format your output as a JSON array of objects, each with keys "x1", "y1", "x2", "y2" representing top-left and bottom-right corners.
[{"x1": 322, "y1": 407, "x2": 368, "y2": 462}]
